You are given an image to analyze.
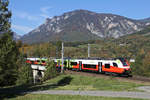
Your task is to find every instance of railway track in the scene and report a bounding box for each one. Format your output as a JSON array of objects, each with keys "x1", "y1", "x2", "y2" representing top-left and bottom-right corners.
[
  {"x1": 65, "y1": 70, "x2": 150, "y2": 84},
  {"x1": 128, "y1": 75, "x2": 150, "y2": 82}
]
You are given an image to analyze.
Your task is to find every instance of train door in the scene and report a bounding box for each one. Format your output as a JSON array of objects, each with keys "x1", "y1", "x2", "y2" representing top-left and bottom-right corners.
[
  {"x1": 58, "y1": 60, "x2": 61, "y2": 70},
  {"x1": 98, "y1": 62, "x2": 102, "y2": 73},
  {"x1": 68, "y1": 59, "x2": 70, "y2": 69},
  {"x1": 79, "y1": 61, "x2": 82, "y2": 71},
  {"x1": 64, "y1": 60, "x2": 67, "y2": 70},
  {"x1": 103, "y1": 61, "x2": 111, "y2": 73}
]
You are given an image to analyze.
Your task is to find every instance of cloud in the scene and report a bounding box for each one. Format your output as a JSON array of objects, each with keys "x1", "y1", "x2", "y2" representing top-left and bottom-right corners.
[
  {"x1": 13, "y1": 6, "x2": 53, "y2": 21},
  {"x1": 11, "y1": 6, "x2": 53, "y2": 35},
  {"x1": 14, "y1": 11, "x2": 40, "y2": 21},
  {"x1": 40, "y1": 6, "x2": 52, "y2": 18},
  {"x1": 40, "y1": 14, "x2": 50, "y2": 18},
  {"x1": 40, "y1": 6, "x2": 52, "y2": 14},
  {"x1": 11, "y1": 24, "x2": 33, "y2": 34}
]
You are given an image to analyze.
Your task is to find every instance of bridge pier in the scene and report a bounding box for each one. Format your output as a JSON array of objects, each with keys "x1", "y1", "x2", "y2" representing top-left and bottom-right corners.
[{"x1": 31, "y1": 65, "x2": 46, "y2": 83}]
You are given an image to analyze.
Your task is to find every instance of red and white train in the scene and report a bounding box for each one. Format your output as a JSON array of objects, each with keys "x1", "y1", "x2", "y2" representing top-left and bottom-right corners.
[{"x1": 26, "y1": 57, "x2": 132, "y2": 76}]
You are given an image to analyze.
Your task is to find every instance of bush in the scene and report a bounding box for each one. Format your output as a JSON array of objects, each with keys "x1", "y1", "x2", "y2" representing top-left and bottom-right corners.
[
  {"x1": 132, "y1": 49, "x2": 150, "y2": 77},
  {"x1": 43, "y1": 59, "x2": 58, "y2": 81}
]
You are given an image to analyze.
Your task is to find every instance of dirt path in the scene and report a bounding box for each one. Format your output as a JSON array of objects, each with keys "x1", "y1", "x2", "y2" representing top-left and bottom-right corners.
[
  {"x1": 30, "y1": 90, "x2": 150, "y2": 99},
  {"x1": 137, "y1": 86, "x2": 150, "y2": 92}
]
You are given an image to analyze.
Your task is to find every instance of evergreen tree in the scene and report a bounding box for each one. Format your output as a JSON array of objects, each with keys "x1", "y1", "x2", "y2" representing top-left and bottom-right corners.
[
  {"x1": 0, "y1": 0, "x2": 19, "y2": 86},
  {"x1": 43, "y1": 59, "x2": 58, "y2": 81},
  {"x1": 0, "y1": 33, "x2": 19, "y2": 86},
  {"x1": 0, "y1": 0, "x2": 11, "y2": 35},
  {"x1": 16, "y1": 55, "x2": 33, "y2": 85}
]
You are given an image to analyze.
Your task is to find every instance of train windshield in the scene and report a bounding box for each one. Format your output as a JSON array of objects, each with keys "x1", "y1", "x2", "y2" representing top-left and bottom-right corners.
[{"x1": 119, "y1": 58, "x2": 128, "y2": 66}]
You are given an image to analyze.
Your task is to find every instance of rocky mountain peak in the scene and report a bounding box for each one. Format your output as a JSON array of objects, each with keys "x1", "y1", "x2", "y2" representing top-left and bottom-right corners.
[{"x1": 21, "y1": 9, "x2": 150, "y2": 44}]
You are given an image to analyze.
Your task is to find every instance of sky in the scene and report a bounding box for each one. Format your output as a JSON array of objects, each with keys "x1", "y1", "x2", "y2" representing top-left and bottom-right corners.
[{"x1": 9, "y1": 0, "x2": 150, "y2": 35}]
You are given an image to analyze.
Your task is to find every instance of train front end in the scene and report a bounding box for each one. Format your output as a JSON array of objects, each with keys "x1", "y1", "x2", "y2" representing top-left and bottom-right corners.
[{"x1": 117, "y1": 58, "x2": 132, "y2": 76}]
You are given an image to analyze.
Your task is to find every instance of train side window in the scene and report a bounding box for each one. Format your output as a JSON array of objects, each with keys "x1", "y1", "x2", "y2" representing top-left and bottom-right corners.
[
  {"x1": 31, "y1": 61, "x2": 34, "y2": 64},
  {"x1": 83, "y1": 64, "x2": 96, "y2": 69},
  {"x1": 58, "y1": 61, "x2": 60, "y2": 65},
  {"x1": 105, "y1": 64, "x2": 110, "y2": 68},
  {"x1": 64, "y1": 61, "x2": 67, "y2": 65},
  {"x1": 71, "y1": 62, "x2": 77, "y2": 66},
  {"x1": 113, "y1": 63, "x2": 118, "y2": 67},
  {"x1": 42, "y1": 60, "x2": 45, "y2": 63}
]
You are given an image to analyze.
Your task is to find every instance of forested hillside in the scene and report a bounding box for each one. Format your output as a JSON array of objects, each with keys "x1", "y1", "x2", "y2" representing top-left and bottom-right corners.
[{"x1": 19, "y1": 26, "x2": 150, "y2": 76}]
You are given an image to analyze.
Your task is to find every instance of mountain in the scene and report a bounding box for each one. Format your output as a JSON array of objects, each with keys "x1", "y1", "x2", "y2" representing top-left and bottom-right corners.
[
  {"x1": 139, "y1": 17, "x2": 150, "y2": 24},
  {"x1": 21, "y1": 9, "x2": 150, "y2": 44},
  {"x1": 13, "y1": 32, "x2": 21, "y2": 40},
  {"x1": 123, "y1": 25, "x2": 150, "y2": 38},
  {"x1": 109, "y1": 25, "x2": 150, "y2": 50}
]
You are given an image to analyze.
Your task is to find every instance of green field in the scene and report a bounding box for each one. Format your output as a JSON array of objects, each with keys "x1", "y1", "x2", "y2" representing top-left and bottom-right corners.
[
  {"x1": 0, "y1": 74, "x2": 146, "y2": 93},
  {"x1": 31, "y1": 74, "x2": 144, "y2": 91},
  {"x1": 5, "y1": 94, "x2": 147, "y2": 100},
  {"x1": 1, "y1": 74, "x2": 149, "y2": 100}
]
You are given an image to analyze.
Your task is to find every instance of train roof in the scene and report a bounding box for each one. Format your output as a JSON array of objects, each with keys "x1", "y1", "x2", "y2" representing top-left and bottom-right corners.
[
  {"x1": 27, "y1": 57, "x2": 127, "y2": 61},
  {"x1": 61, "y1": 57, "x2": 126, "y2": 60}
]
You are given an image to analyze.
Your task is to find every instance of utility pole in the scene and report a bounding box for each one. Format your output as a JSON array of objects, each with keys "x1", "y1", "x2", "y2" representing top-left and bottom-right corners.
[
  {"x1": 61, "y1": 42, "x2": 64, "y2": 73},
  {"x1": 88, "y1": 43, "x2": 90, "y2": 58}
]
